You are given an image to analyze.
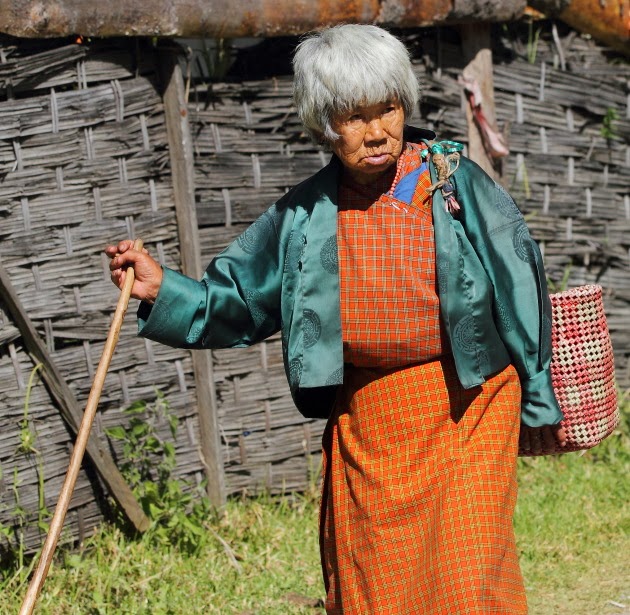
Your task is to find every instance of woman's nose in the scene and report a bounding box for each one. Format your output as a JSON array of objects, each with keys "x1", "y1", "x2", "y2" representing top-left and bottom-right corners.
[{"x1": 365, "y1": 118, "x2": 385, "y2": 142}]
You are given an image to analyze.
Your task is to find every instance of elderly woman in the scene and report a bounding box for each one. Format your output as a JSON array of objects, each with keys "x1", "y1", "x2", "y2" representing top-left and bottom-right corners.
[{"x1": 107, "y1": 24, "x2": 566, "y2": 614}]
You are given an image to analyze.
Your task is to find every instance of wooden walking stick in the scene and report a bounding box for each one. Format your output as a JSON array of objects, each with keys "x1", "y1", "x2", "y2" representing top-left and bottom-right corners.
[{"x1": 19, "y1": 239, "x2": 144, "y2": 615}]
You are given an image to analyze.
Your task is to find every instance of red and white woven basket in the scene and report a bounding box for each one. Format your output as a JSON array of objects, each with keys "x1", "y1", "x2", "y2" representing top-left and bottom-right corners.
[{"x1": 521, "y1": 284, "x2": 620, "y2": 456}]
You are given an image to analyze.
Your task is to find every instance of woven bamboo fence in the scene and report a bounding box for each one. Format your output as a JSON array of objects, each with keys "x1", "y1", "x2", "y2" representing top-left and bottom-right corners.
[
  {"x1": 0, "y1": 38, "x2": 208, "y2": 555},
  {"x1": 0, "y1": 21, "x2": 628, "y2": 555},
  {"x1": 188, "y1": 73, "x2": 327, "y2": 496}
]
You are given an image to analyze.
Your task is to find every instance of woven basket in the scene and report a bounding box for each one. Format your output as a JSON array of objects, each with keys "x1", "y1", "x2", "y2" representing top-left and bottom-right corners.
[{"x1": 520, "y1": 285, "x2": 620, "y2": 456}]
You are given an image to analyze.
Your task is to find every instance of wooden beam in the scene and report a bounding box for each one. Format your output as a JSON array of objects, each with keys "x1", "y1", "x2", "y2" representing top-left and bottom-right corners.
[
  {"x1": 159, "y1": 48, "x2": 226, "y2": 507},
  {"x1": 0, "y1": 260, "x2": 150, "y2": 533},
  {"x1": 0, "y1": 0, "x2": 626, "y2": 56},
  {"x1": 0, "y1": 0, "x2": 525, "y2": 39},
  {"x1": 460, "y1": 23, "x2": 501, "y2": 180}
]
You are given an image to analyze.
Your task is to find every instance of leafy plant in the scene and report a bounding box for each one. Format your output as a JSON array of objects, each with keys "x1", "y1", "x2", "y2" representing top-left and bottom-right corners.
[
  {"x1": 17, "y1": 363, "x2": 43, "y2": 455},
  {"x1": 600, "y1": 107, "x2": 619, "y2": 141},
  {"x1": 8, "y1": 468, "x2": 26, "y2": 570},
  {"x1": 0, "y1": 364, "x2": 50, "y2": 572},
  {"x1": 527, "y1": 20, "x2": 542, "y2": 65},
  {"x1": 546, "y1": 263, "x2": 572, "y2": 293},
  {"x1": 106, "y1": 393, "x2": 213, "y2": 554}
]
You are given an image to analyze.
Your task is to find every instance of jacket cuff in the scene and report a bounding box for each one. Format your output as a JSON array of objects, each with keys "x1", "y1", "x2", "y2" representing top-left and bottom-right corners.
[
  {"x1": 520, "y1": 368, "x2": 564, "y2": 427},
  {"x1": 137, "y1": 267, "x2": 206, "y2": 347}
]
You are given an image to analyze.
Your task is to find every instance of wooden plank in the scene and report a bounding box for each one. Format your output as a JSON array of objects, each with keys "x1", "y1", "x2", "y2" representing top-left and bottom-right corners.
[
  {"x1": 0, "y1": 259, "x2": 150, "y2": 532},
  {"x1": 460, "y1": 22, "x2": 501, "y2": 180},
  {"x1": 159, "y1": 47, "x2": 226, "y2": 507}
]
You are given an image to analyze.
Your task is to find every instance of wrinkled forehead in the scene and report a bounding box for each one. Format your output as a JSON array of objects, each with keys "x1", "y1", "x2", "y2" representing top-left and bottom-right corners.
[{"x1": 328, "y1": 89, "x2": 402, "y2": 118}]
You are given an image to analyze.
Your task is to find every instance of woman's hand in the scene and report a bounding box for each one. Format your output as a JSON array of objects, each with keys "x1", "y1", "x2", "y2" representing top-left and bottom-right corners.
[
  {"x1": 105, "y1": 240, "x2": 163, "y2": 303},
  {"x1": 519, "y1": 423, "x2": 567, "y2": 455}
]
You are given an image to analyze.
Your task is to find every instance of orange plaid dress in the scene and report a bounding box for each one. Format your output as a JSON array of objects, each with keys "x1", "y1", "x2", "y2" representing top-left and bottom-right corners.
[{"x1": 321, "y1": 144, "x2": 527, "y2": 614}]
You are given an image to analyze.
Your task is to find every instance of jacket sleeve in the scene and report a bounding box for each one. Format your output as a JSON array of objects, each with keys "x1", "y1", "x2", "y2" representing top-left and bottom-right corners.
[
  {"x1": 453, "y1": 157, "x2": 563, "y2": 427},
  {"x1": 137, "y1": 203, "x2": 288, "y2": 350}
]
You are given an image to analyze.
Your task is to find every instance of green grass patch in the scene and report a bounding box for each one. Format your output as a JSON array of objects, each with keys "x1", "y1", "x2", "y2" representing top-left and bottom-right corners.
[
  {"x1": 516, "y1": 422, "x2": 630, "y2": 615},
  {"x1": 1, "y1": 493, "x2": 324, "y2": 614}
]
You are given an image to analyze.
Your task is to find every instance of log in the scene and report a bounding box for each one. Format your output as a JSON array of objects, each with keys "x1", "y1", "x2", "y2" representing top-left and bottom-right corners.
[
  {"x1": 0, "y1": 0, "x2": 527, "y2": 38},
  {"x1": 0, "y1": 0, "x2": 625, "y2": 58}
]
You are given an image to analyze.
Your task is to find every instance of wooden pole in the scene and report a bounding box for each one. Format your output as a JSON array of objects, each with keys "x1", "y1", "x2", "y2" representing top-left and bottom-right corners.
[
  {"x1": 159, "y1": 47, "x2": 226, "y2": 507},
  {"x1": 19, "y1": 239, "x2": 145, "y2": 615},
  {"x1": 460, "y1": 22, "x2": 501, "y2": 180}
]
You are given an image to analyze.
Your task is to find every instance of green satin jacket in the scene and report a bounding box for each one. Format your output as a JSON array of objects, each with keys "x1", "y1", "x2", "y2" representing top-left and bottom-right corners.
[{"x1": 138, "y1": 129, "x2": 563, "y2": 428}]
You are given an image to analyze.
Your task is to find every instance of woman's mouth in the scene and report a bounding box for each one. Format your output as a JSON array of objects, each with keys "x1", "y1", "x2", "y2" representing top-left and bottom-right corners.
[{"x1": 364, "y1": 153, "x2": 390, "y2": 165}]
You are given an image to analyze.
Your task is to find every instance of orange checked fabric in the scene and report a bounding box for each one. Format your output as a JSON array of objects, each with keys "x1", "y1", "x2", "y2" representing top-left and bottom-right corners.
[
  {"x1": 322, "y1": 145, "x2": 527, "y2": 614},
  {"x1": 337, "y1": 143, "x2": 445, "y2": 368},
  {"x1": 320, "y1": 359, "x2": 527, "y2": 614}
]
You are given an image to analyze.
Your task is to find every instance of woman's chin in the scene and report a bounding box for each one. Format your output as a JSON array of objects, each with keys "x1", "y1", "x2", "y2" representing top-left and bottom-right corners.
[{"x1": 350, "y1": 161, "x2": 395, "y2": 184}]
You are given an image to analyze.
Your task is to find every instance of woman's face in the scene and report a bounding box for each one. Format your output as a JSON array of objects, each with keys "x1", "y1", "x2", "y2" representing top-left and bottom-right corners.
[{"x1": 329, "y1": 99, "x2": 405, "y2": 185}]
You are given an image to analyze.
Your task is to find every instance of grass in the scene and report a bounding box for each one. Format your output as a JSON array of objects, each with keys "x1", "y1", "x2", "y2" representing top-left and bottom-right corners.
[
  {"x1": 1, "y1": 493, "x2": 324, "y2": 614},
  {"x1": 1, "y1": 407, "x2": 628, "y2": 614},
  {"x1": 516, "y1": 426, "x2": 630, "y2": 614}
]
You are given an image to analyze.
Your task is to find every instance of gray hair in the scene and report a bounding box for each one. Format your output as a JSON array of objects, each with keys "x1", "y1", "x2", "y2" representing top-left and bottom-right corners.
[{"x1": 292, "y1": 24, "x2": 420, "y2": 143}]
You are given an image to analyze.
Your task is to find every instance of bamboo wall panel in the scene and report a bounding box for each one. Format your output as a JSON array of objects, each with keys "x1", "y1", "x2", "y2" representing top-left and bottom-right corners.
[
  {"x1": 0, "y1": 39, "x2": 206, "y2": 555},
  {"x1": 190, "y1": 78, "x2": 328, "y2": 496}
]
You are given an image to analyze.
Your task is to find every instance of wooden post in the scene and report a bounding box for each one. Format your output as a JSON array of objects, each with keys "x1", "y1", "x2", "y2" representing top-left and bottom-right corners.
[
  {"x1": 460, "y1": 23, "x2": 501, "y2": 179},
  {"x1": 159, "y1": 47, "x2": 226, "y2": 507}
]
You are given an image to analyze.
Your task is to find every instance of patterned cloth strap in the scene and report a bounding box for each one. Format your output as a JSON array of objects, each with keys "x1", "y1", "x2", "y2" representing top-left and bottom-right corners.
[{"x1": 421, "y1": 139, "x2": 465, "y2": 214}]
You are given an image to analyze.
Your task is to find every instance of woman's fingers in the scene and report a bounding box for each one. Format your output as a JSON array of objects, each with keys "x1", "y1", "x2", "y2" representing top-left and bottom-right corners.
[
  {"x1": 541, "y1": 426, "x2": 557, "y2": 453},
  {"x1": 105, "y1": 239, "x2": 144, "y2": 260},
  {"x1": 107, "y1": 243, "x2": 149, "y2": 272},
  {"x1": 105, "y1": 240, "x2": 129, "y2": 257},
  {"x1": 520, "y1": 423, "x2": 568, "y2": 455},
  {"x1": 105, "y1": 240, "x2": 163, "y2": 302},
  {"x1": 553, "y1": 424, "x2": 567, "y2": 448},
  {"x1": 116, "y1": 239, "x2": 135, "y2": 254}
]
